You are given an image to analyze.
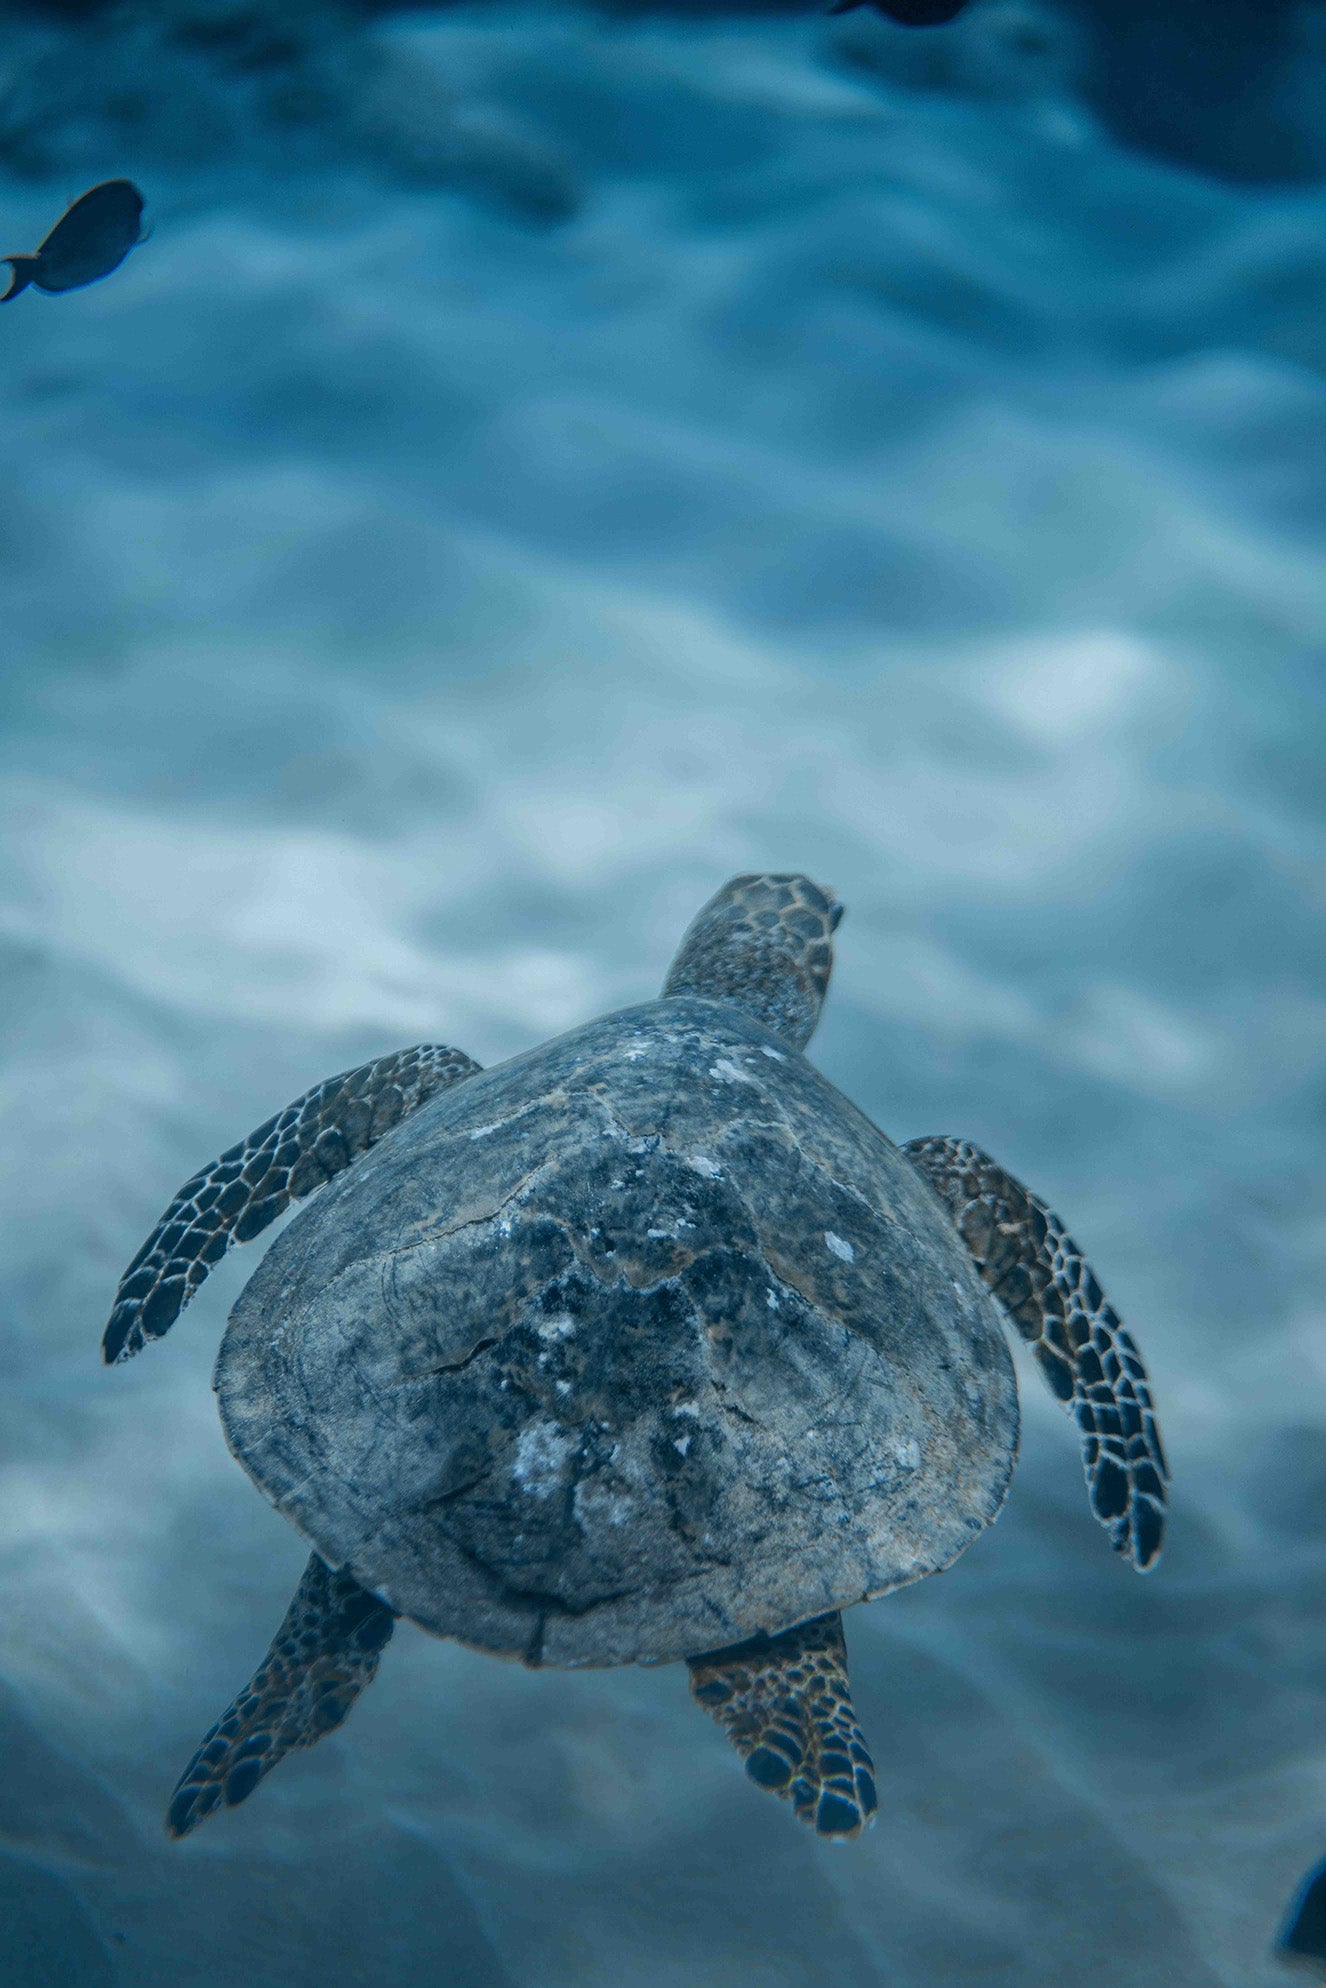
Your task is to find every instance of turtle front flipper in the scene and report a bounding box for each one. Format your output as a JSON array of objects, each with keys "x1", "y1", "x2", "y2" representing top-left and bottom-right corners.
[
  {"x1": 688, "y1": 1611, "x2": 877, "y2": 1839},
  {"x1": 167, "y1": 1554, "x2": 395, "y2": 1839},
  {"x1": 103, "y1": 1042, "x2": 480, "y2": 1363},
  {"x1": 902, "y1": 1136, "x2": 1168, "y2": 1572}
]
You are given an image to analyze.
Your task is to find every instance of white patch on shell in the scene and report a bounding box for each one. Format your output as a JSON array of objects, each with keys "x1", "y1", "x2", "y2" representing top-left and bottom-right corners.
[
  {"x1": 513, "y1": 1419, "x2": 574, "y2": 1497},
  {"x1": 825, "y1": 1231, "x2": 855, "y2": 1262},
  {"x1": 574, "y1": 1480, "x2": 632, "y2": 1527},
  {"x1": 673, "y1": 1436, "x2": 692, "y2": 1457},
  {"x1": 672, "y1": 1401, "x2": 700, "y2": 1420},
  {"x1": 537, "y1": 1313, "x2": 577, "y2": 1342},
  {"x1": 893, "y1": 1438, "x2": 922, "y2": 1471},
  {"x1": 687, "y1": 1154, "x2": 723, "y2": 1178},
  {"x1": 759, "y1": 1045, "x2": 785, "y2": 1061},
  {"x1": 766, "y1": 1289, "x2": 779, "y2": 1310},
  {"x1": 468, "y1": 1121, "x2": 504, "y2": 1140},
  {"x1": 709, "y1": 1058, "x2": 754, "y2": 1084}
]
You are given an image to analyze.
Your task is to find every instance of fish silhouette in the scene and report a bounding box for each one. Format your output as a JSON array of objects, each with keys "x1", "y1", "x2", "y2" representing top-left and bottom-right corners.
[
  {"x1": 2, "y1": 179, "x2": 147, "y2": 304},
  {"x1": 827, "y1": 0, "x2": 968, "y2": 20},
  {"x1": 1279, "y1": 1858, "x2": 1326, "y2": 1978}
]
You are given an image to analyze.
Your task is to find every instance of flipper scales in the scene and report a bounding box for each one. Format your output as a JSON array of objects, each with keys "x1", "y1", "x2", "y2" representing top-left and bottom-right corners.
[
  {"x1": 103, "y1": 1043, "x2": 479, "y2": 1363},
  {"x1": 902, "y1": 1136, "x2": 1168, "y2": 1571},
  {"x1": 167, "y1": 1554, "x2": 395, "y2": 1838},
  {"x1": 689, "y1": 1611, "x2": 877, "y2": 1839}
]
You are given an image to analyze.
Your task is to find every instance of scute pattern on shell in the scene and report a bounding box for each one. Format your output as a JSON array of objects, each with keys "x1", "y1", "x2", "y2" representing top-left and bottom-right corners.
[
  {"x1": 901, "y1": 1136, "x2": 1167, "y2": 1571},
  {"x1": 103, "y1": 1043, "x2": 479, "y2": 1363},
  {"x1": 216, "y1": 1000, "x2": 1020, "y2": 1669}
]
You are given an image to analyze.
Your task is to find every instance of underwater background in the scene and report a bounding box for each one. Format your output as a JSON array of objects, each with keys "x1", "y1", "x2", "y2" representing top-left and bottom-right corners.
[{"x1": 1, "y1": 2, "x2": 1325, "y2": 1982}]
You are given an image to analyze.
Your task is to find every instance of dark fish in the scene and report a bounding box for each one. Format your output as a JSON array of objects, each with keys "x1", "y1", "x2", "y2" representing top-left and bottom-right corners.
[
  {"x1": 2, "y1": 179, "x2": 147, "y2": 304},
  {"x1": 1279, "y1": 1859, "x2": 1326, "y2": 1977},
  {"x1": 826, "y1": 0, "x2": 969, "y2": 21}
]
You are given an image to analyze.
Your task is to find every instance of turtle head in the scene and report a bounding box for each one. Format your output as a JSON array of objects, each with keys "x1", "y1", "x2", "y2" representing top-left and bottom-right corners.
[{"x1": 662, "y1": 873, "x2": 843, "y2": 1051}]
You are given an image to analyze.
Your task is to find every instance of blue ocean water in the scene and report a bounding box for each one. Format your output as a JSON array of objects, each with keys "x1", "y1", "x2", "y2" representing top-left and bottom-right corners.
[{"x1": 1, "y1": 6, "x2": 1324, "y2": 1984}]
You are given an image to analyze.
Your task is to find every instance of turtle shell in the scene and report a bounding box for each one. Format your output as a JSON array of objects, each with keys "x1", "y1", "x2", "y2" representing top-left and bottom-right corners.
[{"x1": 217, "y1": 997, "x2": 1018, "y2": 1668}]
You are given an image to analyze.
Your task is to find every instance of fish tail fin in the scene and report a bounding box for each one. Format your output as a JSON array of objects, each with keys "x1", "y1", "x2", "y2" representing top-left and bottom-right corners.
[{"x1": 1, "y1": 256, "x2": 38, "y2": 302}]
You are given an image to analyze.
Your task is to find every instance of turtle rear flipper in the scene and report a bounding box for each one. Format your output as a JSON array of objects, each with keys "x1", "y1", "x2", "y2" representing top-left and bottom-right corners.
[
  {"x1": 167, "y1": 1555, "x2": 395, "y2": 1838},
  {"x1": 103, "y1": 1042, "x2": 480, "y2": 1364},
  {"x1": 689, "y1": 1611, "x2": 877, "y2": 1839}
]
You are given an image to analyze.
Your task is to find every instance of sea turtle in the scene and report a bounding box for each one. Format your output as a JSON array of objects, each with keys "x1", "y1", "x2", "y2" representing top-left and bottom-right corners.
[{"x1": 103, "y1": 873, "x2": 1167, "y2": 1841}]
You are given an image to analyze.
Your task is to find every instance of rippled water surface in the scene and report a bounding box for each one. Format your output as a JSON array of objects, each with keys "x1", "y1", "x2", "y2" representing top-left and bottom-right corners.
[{"x1": 2, "y1": 8, "x2": 1325, "y2": 1985}]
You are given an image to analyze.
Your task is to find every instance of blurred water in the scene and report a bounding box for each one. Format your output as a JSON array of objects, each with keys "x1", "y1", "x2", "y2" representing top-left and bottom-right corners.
[{"x1": 1, "y1": 8, "x2": 1325, "y2": 1986}]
